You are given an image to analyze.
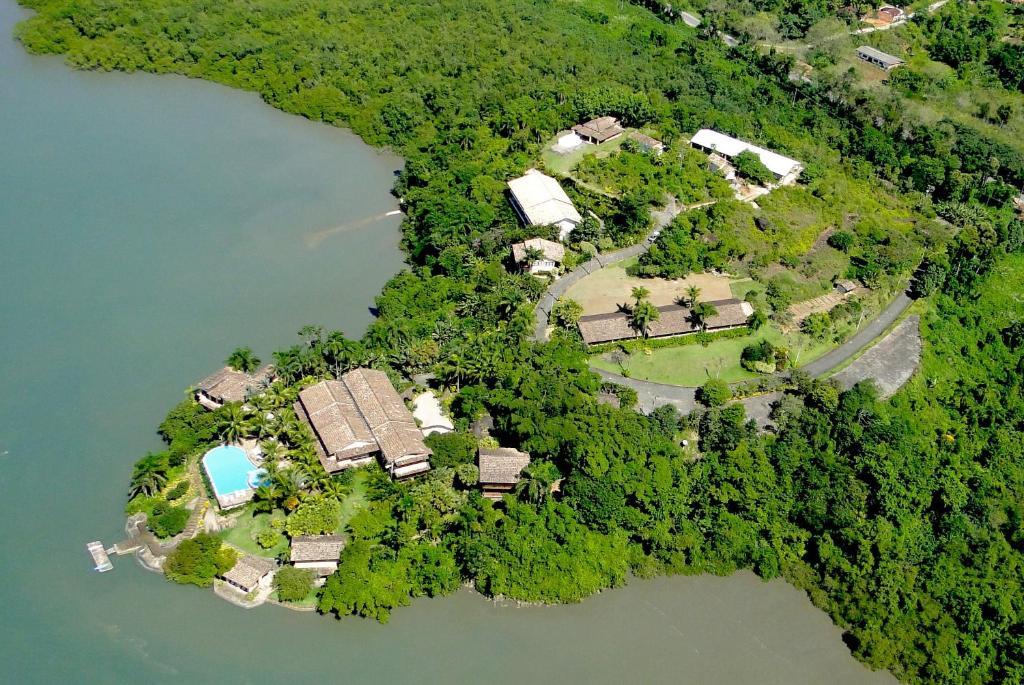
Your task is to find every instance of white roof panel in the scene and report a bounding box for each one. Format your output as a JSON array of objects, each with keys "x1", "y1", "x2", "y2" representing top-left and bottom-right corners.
[
  {"x1": 508, "y1": 170, "x2": 582, "y2": 228},
  {"x1": 691, "y1": 129, "x2": 802, "y2": 178}
]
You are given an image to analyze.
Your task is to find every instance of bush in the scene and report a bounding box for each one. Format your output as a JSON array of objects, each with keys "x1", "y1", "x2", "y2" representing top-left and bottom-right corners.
[
  {"x1": 164, "y1": 534, "x2": 237, "y2": 587},
  {"x1": 827, "y1": 231, "x2": 855, "y2": 252},
  {"x1": 256, "y1": 529, "x2": 284, "y2": 550},
  {"x1": 150, "y1": 505, "x2": 190, "y2": 538},
  {"x1": 164, "y1": 481, "x2": 189, "y2": 502},
  {"x1": 285, "y1": 497, "x2": 341, "y2": 537},
  {"x1": 740, "y1": 340, "x2": 789, "y2": 373},
  {"x1": 698, "y1": 378, "x2": 732, "y2": 407},
  {"x1": 274, "y1": 566, "x2": 314, "y2": 602}
]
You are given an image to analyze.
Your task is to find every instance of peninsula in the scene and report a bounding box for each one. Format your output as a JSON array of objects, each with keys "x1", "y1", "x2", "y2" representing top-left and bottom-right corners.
[{"x1": 17, "y1": 0, "x2": 1024, "y2": 682}]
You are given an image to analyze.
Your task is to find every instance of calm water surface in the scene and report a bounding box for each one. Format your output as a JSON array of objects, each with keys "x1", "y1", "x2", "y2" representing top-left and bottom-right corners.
[{"x1": 0, "y1": 2, "x2": 895, "y2": 683}]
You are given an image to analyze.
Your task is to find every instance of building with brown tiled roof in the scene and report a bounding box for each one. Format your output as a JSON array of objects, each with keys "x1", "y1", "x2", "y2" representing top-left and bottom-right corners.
[
  {"x1": 290, "y1": 535, "x2": 346, "y2": 577},
  {"x1": 294, "y1": 369, "x2": 431, "y2": 479},
  {"x1": 478, "y1": 447, "x2": 531, "y2": 501},
  {"x1": 577, "y1": 298, "x2": 754, "y2": 346},
  {"x1": 573, "y1": 116, "x2": 625, "y2": 144},
  {"x1": 194, "y1": 365, "x2": 274, "y2": 410},
  {"x1": 221, "y1": 554, "x2": 276, "y2": 594}
]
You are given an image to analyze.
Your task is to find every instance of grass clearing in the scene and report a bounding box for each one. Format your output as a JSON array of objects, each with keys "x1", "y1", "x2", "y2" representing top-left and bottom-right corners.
[
  {"x1": 590, "y1": 325, "x2": 834, "y2": 386},
  {"x1": 220, "y1": 508, "x2": 289, "y2": 558},
  {"x1": 541, "y1": 133, "x2": 626, "y2": 178}
]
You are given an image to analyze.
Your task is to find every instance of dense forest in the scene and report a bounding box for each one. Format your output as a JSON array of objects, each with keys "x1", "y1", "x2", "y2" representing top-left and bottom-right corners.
[{"x1": 16, "y1": 0, "x2": 1024, "y2": 682}]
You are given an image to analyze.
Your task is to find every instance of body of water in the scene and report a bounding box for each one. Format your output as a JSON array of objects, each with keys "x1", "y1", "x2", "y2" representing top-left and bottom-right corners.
[{"x1": 0, "y1": 2, "x2": 894, "y2": 683}]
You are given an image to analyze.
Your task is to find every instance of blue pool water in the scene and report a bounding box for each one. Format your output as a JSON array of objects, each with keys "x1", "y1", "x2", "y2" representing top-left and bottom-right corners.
[{"x1": 202, "y1": 445, "x2": 266, "y2": 496}]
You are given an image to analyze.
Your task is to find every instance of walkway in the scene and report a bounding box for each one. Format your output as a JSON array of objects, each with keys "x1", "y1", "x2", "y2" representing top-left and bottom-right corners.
[{"x1": 596, "y1": 291, "x2": 915, "y2": 416}]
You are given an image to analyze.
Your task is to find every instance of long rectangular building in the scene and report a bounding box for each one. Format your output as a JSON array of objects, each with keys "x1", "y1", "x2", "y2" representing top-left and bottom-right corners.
[
  {"x1": 294, "y1": 368, "x2": 431, "y2": 479},
  {"x1": 578, "y1": 298, "x2": 754, "y2": 346},
  {"x1": 690, "y1": 129, "x2": 802, "y2": 185}
]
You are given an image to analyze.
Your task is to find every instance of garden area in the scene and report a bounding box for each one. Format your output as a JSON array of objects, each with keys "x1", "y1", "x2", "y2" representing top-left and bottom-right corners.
[{"x1": 589, "y1": 323, "x2": 833, "y2": 386}]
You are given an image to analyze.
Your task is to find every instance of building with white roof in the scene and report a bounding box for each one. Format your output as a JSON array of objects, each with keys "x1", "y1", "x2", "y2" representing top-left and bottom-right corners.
[
  {"x1": 507, "y1": 169, "x2": 583, "y2": 241},
  {"x1": 690, "y1": 129, "x2": 803, "y2": 186}
]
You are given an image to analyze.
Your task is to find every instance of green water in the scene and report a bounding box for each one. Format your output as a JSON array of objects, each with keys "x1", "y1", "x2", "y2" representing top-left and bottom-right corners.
[{"x1": 0, "y1": 3, "x2": 896, "y2": 683}]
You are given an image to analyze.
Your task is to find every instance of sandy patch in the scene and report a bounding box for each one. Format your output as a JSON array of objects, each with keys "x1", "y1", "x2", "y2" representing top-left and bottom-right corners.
[{"x1": 564, "y1": 264, "x2": 736, "y2": 315}]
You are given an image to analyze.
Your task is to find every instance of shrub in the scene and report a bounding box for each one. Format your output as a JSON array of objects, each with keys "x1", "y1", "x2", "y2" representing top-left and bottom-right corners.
[
  {"x1": 256, "y1": 529, "x2": 284, "y2": 550},
  {"x1": 164, "y1": 534, "x2": 237, "y2": 587},
  {"x1": 286, "y1": 497, "x2": 341, "y2": 537},
  {"x1": 741, "y1": 340, "x2": 789, "y2": 373},
  {"x1": 827, "y1": 231, "x2": 855, "y2": 252},
  {"x1": 165, "y1": 481, "x2": 189, "y2": 502},
  {"x1": 698, "y1": 378, "x2": 732, "y2": 407},
  {"x1": 150, "y1": 505, "x2": 190, "y2": 538},
  {"x1": 274, "y1": 566, "x2": 314, "y2": 602}
]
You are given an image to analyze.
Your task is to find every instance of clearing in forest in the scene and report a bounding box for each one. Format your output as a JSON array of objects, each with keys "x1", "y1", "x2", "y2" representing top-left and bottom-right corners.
[{"x1": 563, "y1": 258, "x2": 737, "y2": 315}]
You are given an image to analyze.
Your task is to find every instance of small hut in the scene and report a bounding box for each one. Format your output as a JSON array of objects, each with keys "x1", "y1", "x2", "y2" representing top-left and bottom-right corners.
[
  {"x1": 290, "y1": 535, "x2": 346, "y2": 579},
  {"x1": 478, "y1": 447, "x2": 531, "y2": 501},
  {"x1": 222, "y1": 555, "x2": 276, "y2": 594},
  {"x1": 194, "y1": 365, "x2": 273, "y2": 410},
  {"x1": 572, "y1": 116, "x2": 625, "y2": 145}
]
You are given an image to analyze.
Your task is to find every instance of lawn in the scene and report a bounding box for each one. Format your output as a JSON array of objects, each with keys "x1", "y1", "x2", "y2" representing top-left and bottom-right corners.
[
  {"x1": 219, "y1": 508, "x2": 290, "y2": 558},
  {"x1": 590, "y1": 325, "x2": 834, "y2": 386},
  {"x1": 540, "y1": 133, "x2": 626, "y2": 178}
]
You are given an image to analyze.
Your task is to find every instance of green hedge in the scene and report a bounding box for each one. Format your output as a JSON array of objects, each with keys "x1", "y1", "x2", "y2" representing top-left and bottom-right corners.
[{"x1": 586, "y1": 326, "x2": 751, "y2": 354}]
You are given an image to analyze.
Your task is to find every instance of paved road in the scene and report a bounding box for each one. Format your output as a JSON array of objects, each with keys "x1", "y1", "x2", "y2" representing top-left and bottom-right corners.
[{"x1": 596, "y1": 290, "x2": 916, "y2": 417}]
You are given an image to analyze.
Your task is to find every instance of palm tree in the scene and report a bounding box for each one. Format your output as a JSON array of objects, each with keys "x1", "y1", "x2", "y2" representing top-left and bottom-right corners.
[
  {"x1": 321, "y1": 477, "x2": 351, "y2": 502},
  {"x1": 298, "y1": 324, "x2": 325, "y2": 349},
  {"x1": 629, "y1": 300, "x2": 660, "y2": 338},
  {"x1": 630, "y1": 286, "x2": 651, "y2": 305},
  {"x1": 252, "y1": 483, "x2": 281, "y2": 514},
  {"x1": 249, "y1": 411, "x2": 275, "y2": 442},
  {"x1": 523, "y1": 245, "x2": 545, "y2": 264},
  {"x1": 690, "y1": 301, "x2": 719, "y2": 332},
  {"x1": 515, "y1": 464, "x2": 556, "y2": 505},
  {"x1": 225, "y1": 346, "x2": 260, "y2": 373},
  {"x1": 216, "y1": 404, "x2": 248, "y2": 444},
  {"x1": 260, "y1": 439, "x2": 285, "y2": 466},
  {"x1": 685, "y1": 285, "x2": 701, "y2": 307},
  {"x1": 129, "y1": 469, "x2": 167, "y2": 499}
]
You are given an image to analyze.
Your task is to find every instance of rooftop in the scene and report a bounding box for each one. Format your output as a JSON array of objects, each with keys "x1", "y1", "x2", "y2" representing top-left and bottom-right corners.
[
  {"x1": 572, "y1": 116, "x2": 625, "y2": 143},
  {"x1": 856, "y1": 45, "x2": 904, "y2": 68},
  {"x1": 295, "y1": 369, "x2": 431, "y2": 472},
  {"x1": 290, "y1": 535, "x2": 346, "y2": 563},
  {"x1": 478, "y1": 447, "x2": 531, "y2": 485},
  {"x1": 511, "y1": 238, "x2": 566, "y2": 264},
  {"x1": 690, "y1": 129, "x2": 802, "y2": 179},
  {"x1": 195, "y1": 365, "x2": 274, "y2": 404},
  {"x1": 507, "y1": 170, "x2": 582, "y2": 229},
  {"x1": 578, "y1": 298, "x2": 754, "y2": 345},
  {"x1": 222, "y1": 554, "x2": 275, "y2": 591}
]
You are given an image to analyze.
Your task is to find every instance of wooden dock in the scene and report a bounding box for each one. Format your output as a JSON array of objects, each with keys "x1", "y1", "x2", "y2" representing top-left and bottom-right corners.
[{"x1": 87, "y1": 540, "x2": 113, "y2": 572}]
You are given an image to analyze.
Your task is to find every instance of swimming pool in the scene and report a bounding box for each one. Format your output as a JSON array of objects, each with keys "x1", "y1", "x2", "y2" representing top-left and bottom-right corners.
[{"x1": 202, "y1": 445, "x2": 267, "y2": 509}]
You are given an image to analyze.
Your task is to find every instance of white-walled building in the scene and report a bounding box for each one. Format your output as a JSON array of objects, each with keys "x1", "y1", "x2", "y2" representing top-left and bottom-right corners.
[
  {"x1": 511, "y1": 238, "x2": 566, "y2": 275},
  {"x1": 507, "y1": 170, "x2": 582, "y2": 241},
  {"x1": 690, "y1": 129, "x2": 803, "y2": 186}
]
